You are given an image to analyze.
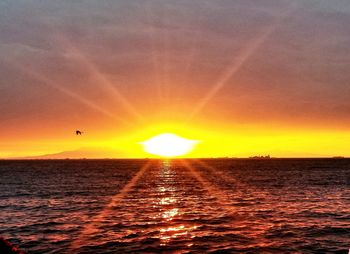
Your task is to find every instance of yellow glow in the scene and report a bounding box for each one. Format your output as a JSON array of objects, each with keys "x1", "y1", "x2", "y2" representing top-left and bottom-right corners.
[
  {"x1": 141, "y1": 133, "x2": 198, "y2": 157},
  {"x1": 3, "y1": 121, "x2": 350, "y2": 158}
]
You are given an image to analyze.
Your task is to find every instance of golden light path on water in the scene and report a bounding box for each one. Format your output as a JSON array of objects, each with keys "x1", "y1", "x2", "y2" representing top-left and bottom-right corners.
[
  {"x1": 154, "y1": 160, "x2": 198, "y2": 246},
  {"x1": 70, "y1": 159, "x2": 244, "y2": 251},
  {"x1": 1, "y1": 159, "x2": 349, "y2": 252}
]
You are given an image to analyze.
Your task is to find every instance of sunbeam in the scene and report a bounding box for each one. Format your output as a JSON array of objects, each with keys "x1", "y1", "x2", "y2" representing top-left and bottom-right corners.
[
  {"x1": 1, "y1": 1, "x2": 350, "y2": 253},
  {"x1": 159, "y1": 3, "x2": 171, "y2": 111},
  {"x1": 181, "y1": 24, "x2": 202, "y2": 88},
  {"x1": 143, "y1": 2, "x2": 163, "y2": 101},
  {"x1": 180, "y1": 6, "x2": 207, "y2": 91},
  {"x1": 193, "y1": 159, "x2": 244, "y2": 189},
  {"x1": 70, "y1": 161, "x2": 153, "y2": 250},
  {"x1": 54, "y1": 35, "x2": 144, "y2": 123},
  {"x1": 7, "y1": 60, "x2": 136, "y2": 127},
  {"x1": 187, "y1": 3, "x2": 298, "y2": 121},
  {"x1": 193, "y1": 159, "x2": 270, "y2": 199},
  {"x1": 180, "y1": 160, "x2": 234, "y2": 208}
]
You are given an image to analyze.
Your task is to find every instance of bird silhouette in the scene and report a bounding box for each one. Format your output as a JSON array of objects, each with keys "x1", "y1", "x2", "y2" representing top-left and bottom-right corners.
[{"x1": 76, "y1": 130, "x2": 83, "y2": 135}]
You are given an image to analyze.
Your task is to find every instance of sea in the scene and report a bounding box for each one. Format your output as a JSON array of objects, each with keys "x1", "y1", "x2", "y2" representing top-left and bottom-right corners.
[{"x1": 0, "y1": 159, "x2": 349, "y2": 253}]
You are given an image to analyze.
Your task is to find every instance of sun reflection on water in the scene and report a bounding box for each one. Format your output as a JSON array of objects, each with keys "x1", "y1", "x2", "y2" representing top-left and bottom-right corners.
[
  {"x1": 159, "y1": 197, "x2": 176, "y2": 205},
  {"x1": 156, "y1": 160, "x2": 197, "y2": 246},
  {"x1": 162, "y1": 208, "x2": 179, "y2": 221}
]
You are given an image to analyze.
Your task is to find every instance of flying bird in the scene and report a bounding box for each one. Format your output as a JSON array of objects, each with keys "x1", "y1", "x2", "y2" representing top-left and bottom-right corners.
[{"x1": 76, "y1": 130, "x2": 83, "y2": 135}]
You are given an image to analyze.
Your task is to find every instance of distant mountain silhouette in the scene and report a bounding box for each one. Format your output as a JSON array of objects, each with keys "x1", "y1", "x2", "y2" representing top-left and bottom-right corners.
[{"x1": 6, "y1": 148, "x2": 127, "y2": 159}]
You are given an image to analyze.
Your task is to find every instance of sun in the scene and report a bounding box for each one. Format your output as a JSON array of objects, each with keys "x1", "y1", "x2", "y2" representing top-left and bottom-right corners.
[{"x1": 141, "y1": 133, "x2": 198, "y2": 157}]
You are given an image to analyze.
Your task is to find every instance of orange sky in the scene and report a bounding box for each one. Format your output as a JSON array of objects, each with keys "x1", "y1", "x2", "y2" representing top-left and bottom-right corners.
[{"x1": 1, "y1": 0, "x2": 350, "y2": 158}]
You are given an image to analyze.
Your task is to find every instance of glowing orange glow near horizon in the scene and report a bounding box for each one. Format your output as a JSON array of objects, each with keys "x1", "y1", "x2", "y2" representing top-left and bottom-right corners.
[
  {"x1": 3, "y1": 122, "x2": 350, "y2": 159},
  {"x1": 1, "y1": 1, "x2": 350, "y2": 159}
]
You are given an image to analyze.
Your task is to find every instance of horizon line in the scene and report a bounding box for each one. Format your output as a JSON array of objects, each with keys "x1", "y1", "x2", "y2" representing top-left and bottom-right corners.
[{"x1": 0, "y1": 156, "x2": 347, "y2": 161}]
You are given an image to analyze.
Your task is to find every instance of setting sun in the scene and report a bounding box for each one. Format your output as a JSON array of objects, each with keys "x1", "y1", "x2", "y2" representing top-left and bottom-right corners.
[{"x1": 141, "y1": 133, "x2": 198, "y2": 157}]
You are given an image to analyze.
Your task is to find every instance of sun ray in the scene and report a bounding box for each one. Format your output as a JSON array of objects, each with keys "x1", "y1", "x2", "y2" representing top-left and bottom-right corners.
[
  {"x1": 70, "y1": 161, "x2": 153, "y2": 250},
  {"x1": 187, "y1": 4, "x2": 298, "y2": 121},
  {"x1": 179, "y1": 160, "x2": 234, "y2": 208},
  {"x1": 192, "y1": 159, "x2": 270, "y2": 198},
  {"x1": 143, "y1": 2, "x2": 163, "y2": 101},
  {"x1": 7, "y1": 60, "x2": 135, "y2": 127},
  {"x1": 180, "y1": 6, "x2": 207, "y2": 90},
  {"x1": 193, "y1": 159, "x2": 244, "y2": 188},
  {"x1": 159, "y1": 3, "x2": 171, "y2": 112},
  {"x1": 181, "y1": 25, "x2": 202, "y2": 87},
  {"x1": 54, "y1": 36, "x2": 144, "y2": 123}
]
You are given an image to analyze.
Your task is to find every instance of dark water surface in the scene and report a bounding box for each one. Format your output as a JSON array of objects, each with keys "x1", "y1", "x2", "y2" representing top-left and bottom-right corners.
[{"x1": 0, "y1": 159, "x2": 349, "y2": 253}]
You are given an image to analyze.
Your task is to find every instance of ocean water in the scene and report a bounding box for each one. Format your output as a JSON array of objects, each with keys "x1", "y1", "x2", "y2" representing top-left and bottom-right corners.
[{"x1": 0, "y1": 159, "x2": 349, "y2": 253}]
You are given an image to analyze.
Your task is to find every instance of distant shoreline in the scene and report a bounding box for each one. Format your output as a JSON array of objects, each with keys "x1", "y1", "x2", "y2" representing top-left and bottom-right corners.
[{"x1": 0, "y1": 157, "x2": 348, "y2": 161}]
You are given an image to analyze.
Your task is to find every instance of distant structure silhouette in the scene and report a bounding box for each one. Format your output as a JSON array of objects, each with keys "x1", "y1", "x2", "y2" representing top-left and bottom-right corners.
[
  {"x1": 76, "y1": 130, "x2": 83, "y2": 135},
  {"x1": 249, "y1": 155, "x2": 271, "y2": 159}
]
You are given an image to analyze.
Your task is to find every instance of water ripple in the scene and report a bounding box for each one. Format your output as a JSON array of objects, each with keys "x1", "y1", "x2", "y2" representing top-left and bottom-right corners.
[{"x1": 0, "y1": 159, "x2": 349, "y2": 253}]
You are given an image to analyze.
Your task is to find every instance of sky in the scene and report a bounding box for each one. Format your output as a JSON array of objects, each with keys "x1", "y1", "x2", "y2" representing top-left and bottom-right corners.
[{"x1": 1, "y1": 0, "x2": 350, "y2": 158}]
